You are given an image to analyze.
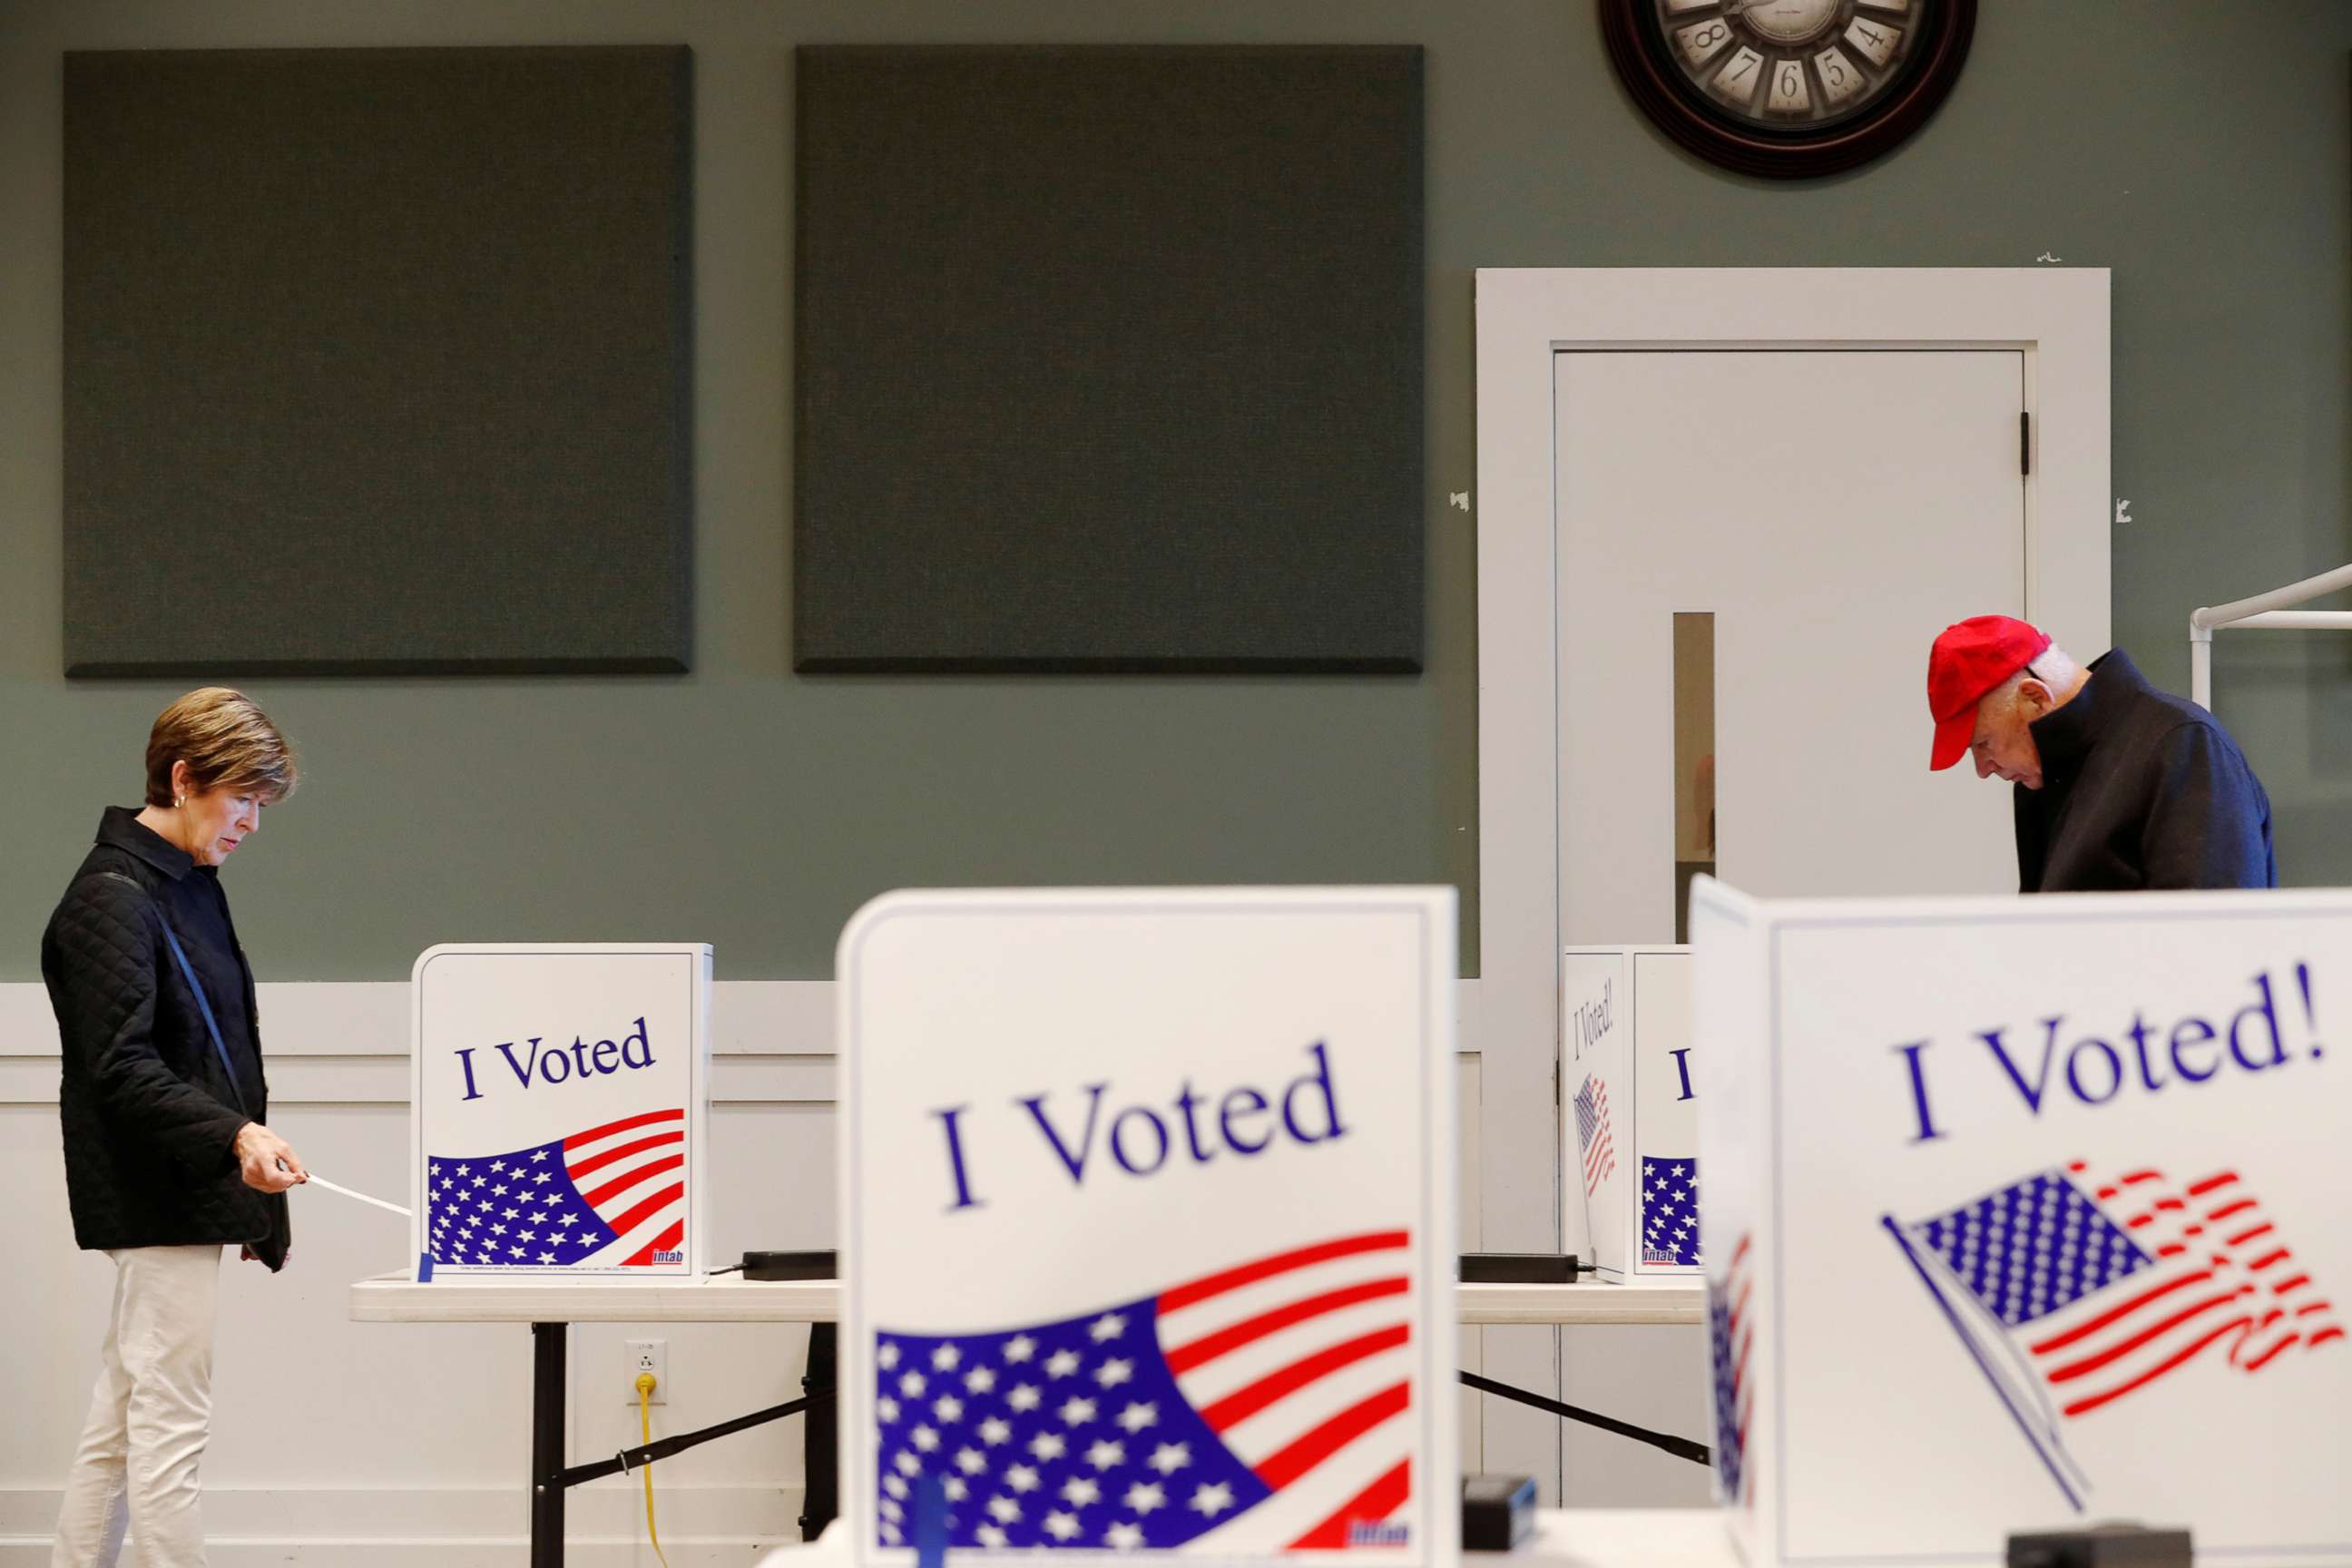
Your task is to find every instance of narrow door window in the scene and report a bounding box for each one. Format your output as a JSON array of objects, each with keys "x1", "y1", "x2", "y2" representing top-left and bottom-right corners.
[{"x1": 1674, "y1": 612, "x2": 1715, "y2": 944}]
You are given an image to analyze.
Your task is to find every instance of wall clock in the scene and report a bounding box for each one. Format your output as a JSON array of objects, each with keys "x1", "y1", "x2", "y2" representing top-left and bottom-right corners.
[{"x1": 1601, "y1": 0, "x2": 1975, "y2": 178}]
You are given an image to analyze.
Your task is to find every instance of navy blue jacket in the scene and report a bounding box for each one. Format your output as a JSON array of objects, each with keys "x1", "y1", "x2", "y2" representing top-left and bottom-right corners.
[
  {"x1": 2014, "y1": 650, "x2": 2276, "y2": 893},
  {"x1": 44, "y1": 807, "x2": 289, "y2": 1267}
]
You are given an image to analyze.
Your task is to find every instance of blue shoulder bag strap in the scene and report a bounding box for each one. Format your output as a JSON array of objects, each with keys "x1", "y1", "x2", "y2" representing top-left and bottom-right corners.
[{"x1": 88, "y1": 869, "x2": 248, "y2": 1115}]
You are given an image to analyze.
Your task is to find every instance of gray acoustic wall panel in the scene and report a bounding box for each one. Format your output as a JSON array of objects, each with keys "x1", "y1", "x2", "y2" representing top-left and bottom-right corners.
[
  {"x1": 794, "y1": 46, "x2": 1425, "y2": 673},
  {"x1": 64, "y1": 46, "x2": 693, "y2": 676}
]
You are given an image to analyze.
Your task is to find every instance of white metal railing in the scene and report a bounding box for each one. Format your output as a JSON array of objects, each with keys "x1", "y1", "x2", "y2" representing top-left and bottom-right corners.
[{"x1": 2189, "y1": 562, "x2": 2352, "y2": 709}]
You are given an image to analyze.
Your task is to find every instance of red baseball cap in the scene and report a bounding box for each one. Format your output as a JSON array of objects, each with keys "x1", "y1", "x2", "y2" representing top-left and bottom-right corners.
[{"x1": 1926, "y1": 616, "x2": 2052, "y2": 771}]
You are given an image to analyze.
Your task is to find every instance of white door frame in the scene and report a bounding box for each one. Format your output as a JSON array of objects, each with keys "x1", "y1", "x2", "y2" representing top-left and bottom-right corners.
[{"x1": 1472, "y1": 267, "x2": 2111, "y2": 1261}]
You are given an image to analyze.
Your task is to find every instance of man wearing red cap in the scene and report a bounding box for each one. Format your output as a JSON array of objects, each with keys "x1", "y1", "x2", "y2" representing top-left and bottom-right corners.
[{"x1": 1926, "y1": 616, "x2": 2275, "y2": 892}]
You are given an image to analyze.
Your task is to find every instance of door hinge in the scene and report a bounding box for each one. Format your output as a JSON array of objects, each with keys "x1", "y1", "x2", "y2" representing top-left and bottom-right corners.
[{"x1": 2021, "y1": 410, "x2": 2032, "y2": 477}]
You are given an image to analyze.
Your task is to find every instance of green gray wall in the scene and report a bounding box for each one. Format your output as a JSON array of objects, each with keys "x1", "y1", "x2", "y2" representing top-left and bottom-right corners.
[{"x1": 4, "y1": 1, "x2": 2347, "y2": 981}]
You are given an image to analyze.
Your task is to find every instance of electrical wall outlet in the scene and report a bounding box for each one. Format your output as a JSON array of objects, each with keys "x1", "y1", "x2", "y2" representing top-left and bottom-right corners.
[{"x1": 626, "y1": 1338, "x2": 667, "y2": 1405}]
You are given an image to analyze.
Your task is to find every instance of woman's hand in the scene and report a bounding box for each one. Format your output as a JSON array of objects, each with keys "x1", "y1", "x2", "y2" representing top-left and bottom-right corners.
[{"x1": 232, "y1": 1122, "x2": 308, "y2": 1192}]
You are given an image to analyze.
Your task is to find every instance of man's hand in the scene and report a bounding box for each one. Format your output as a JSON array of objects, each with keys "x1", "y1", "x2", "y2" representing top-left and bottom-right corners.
[{"x1": 233, "y1": 1122, "x2": 308, "y2": 1192}]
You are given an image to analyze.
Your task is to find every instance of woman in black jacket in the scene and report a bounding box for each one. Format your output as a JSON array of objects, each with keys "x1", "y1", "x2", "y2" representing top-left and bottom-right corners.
[{"x1": 44, "y1": 688, "x2": 306, "y2": 1568}]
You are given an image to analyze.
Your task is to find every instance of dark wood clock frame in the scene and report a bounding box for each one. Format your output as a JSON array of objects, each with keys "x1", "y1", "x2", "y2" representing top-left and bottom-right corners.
[{"x1": 1600, "y1": 0, "x2": 1976, "y2": 179}]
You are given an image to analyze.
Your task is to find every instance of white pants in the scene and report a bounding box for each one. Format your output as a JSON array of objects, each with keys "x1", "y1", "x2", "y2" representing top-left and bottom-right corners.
[{"x1": 53, "y1": 1245, "x2": 224, "y2": 1568}]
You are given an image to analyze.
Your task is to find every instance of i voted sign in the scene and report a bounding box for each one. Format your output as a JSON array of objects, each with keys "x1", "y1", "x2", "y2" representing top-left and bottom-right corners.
[
  {"x1": 1691, "y1": 881, "x2": 2352, "y2": 1567},
  {"x1": 411, "y1": 944, "x2": 711, "y2": 1277},
  {"x1": 838, "y1": 888, "x2": 1458, "y2": 1567},
  {"x1": 1563, "y1": 948, "x2": 1700, "y2": 1284}
]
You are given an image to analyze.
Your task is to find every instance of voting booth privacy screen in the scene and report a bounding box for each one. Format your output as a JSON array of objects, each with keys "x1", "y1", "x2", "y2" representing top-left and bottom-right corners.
[
  {"x1": 837, "y1": 888, "x2": 1458, "y2": 1564},
  {"x1": 1692, "y1": 879, "x2": 2350, "y2": 1566},
  {"x1": 1563, "y1": 947, "x2": 1699, "y2": 1284},
  {"x1": 411, "y1": 944, "x2": 712, "y2": 1277}
]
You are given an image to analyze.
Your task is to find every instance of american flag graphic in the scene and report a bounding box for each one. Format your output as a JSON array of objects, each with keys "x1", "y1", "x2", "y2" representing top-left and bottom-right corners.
[
  {"x1": 1886, "y1": 1160, "x2": 2344, "y2": 1509},
  {"x1": 425, "y1": 1108, "x2": 688, "y2": 1269},
  {"x1": 1572, "y1": 1075, "x2": 1615, "y2": 1198},
  {"x1": 870, "y1": 1230, "x2": 1416, "y2": 1553},
  {"x1": 1707, "y1": 1232, "x2": 1752, "y2": 1507},
  {"x1": 1642, "y1": 1156, "x2": 1701, "y2": 1268}
]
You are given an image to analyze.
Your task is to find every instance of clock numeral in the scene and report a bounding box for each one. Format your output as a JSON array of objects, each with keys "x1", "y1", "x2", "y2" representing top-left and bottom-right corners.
[
  {"x1": 1811, "y1": 45, "x2": 1867, "y2": 107},
  {"x1": 1675, "y1": 19, "x2": 1736, "y2": 70},
  {"x1": 1712, "y1": 45, "x2": 1768, "y2": 107},
  {"x1": 1842, "y1": 18, "x2": 1901, "y2": 69},
  {"x1": 1766, "y1": 57, "x2": 1811, "y2": 115}
]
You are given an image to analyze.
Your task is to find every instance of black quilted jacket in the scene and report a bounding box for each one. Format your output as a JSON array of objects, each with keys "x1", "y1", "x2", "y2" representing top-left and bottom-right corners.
[{"x1": 44, "y1": 807, "x2": 289, "y2": 1268}]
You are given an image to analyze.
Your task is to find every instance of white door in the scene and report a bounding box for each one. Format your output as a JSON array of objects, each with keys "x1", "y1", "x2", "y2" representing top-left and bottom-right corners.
[
  {"x1": 1532, "y1": 349, "x2": 2029, "y2": 1508},
  {"x1": 1555, "y1": 350, "x2": 2029, "y2": 946}
]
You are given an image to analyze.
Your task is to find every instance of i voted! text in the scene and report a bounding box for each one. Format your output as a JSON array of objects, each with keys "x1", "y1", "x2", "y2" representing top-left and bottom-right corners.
[{"x1": 1894, "y1": 963, "x2": 2324, "y2": 1143}]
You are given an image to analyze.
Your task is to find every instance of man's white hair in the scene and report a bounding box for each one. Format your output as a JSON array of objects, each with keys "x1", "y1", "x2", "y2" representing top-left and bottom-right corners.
[{"x1": 1984, "y1": 642, "x2": 2082, "y2": 711}]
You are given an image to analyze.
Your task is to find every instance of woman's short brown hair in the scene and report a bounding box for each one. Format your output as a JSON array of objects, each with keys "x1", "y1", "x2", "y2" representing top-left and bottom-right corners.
[{"x1": 144, "y1": 688, "x2": 299, "y2": 808}]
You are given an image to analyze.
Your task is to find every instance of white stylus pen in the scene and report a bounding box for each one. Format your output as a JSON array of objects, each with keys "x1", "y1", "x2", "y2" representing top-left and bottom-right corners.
[{"x1": 297, "y1": 1171, "x2": 412, "y2": 1219}]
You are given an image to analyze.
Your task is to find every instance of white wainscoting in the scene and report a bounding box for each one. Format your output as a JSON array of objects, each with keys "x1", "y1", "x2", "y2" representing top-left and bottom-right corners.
[{"x1": 2, "y1": 982, "x2": 1525, "y2": 1563}]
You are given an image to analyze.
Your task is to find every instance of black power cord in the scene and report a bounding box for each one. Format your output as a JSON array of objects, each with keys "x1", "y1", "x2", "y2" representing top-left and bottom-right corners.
[
  {"x1": 1459, "y1": 1370, "x2": 1710, "y2": 1467},
  {"x1": 562, "y1": 1388, "x2": 838, "y2": 1489}
]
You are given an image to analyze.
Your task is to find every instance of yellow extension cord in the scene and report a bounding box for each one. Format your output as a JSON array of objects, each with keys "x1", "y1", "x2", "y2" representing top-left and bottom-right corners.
[{"x1": 635, "y1": 1372, "x2": 671, "y2": 1568}]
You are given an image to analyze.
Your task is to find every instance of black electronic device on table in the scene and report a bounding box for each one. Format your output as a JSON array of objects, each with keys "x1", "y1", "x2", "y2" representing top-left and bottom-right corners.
[
  {"x1": 2006, "y1": 1523, "x2": 2193, "y2": 1568},
  {"x1": 1460, "y1": 1253, "x2": 1580, "y2": 1283},
  {"x1": 1462, "y1": 1475, "x2": 1538, "y2": 1552}
]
